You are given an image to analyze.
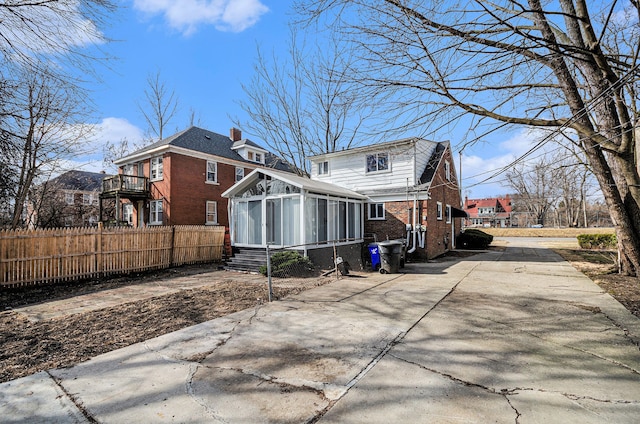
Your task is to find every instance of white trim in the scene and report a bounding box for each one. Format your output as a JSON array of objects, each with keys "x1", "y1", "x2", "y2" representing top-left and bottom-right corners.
[
  {"x1": 437, "y1": 202, "x2": 443, "y2": 220},
  {"x1": 206, "y1": 160, "x2": 218, "y2": 183},
  {"x1": 150, "y1": 156, "x2": 163, "y2": 181},
  {"x1": 446, "y1": 204, "x2": 452, "y2": 223},
  {"x1": 367, "y1": 203, "x2": 385, "y2": 220},
  {"x1": 149, "y1": 199, "x2": 163, "y2": 225},
  {"x1": 206, "y1": 200, "x2": 218, "y2": 225}
]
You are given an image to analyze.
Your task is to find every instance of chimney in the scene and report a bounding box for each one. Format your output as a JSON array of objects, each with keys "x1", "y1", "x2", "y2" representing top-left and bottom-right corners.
[{"x1": 230, "y1": 127, "x2": 242, "y2": 142}]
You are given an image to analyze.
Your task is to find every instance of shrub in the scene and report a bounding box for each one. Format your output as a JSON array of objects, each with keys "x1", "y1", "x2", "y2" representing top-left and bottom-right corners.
[
  {"x1": 457, "y1": 229, "x2": 493, "y2": 249},
  {"x1": 259, "y1": 250, "x2": 315, "y2": 278},
  {"x1": 577, "y1": 233, "x2": 617, "y2": 250}
]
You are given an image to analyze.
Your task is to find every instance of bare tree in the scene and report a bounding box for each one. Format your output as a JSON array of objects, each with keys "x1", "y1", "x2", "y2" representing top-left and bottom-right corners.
[
  {"x1": 234, "y1": 28, "x2": 368, "y2": 175},
  {"x1": 3, "y1": 67, "x2": 93, "y2": 229},
  {"x1": 298, "y1": 0, "x2": 640, "y2": 276},
  {"x1": 137, "y1": 70, "x2": 179, "y2": 142},
  {"x1": 506, "y1": 158, "x2": 560, "y2": 227},
  {"x1": 0, "y1": 1, "x2": 116, "y2": 82}
]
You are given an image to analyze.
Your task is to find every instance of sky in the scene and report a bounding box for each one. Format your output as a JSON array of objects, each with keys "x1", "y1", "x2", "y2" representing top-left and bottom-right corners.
[{"x1": 71, "y1": 0, "x2": 543, "y2": 199}]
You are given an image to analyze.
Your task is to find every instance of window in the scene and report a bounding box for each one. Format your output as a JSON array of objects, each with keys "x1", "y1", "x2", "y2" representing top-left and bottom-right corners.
[
  {"x1": 255, "y1": 153, "x2": 262, "y2": 163},
  {"x1": 206, "y1": 161, "x2": 217, "y2": 183},
  {"x1": 366, "y1": 152, "x2": 389, "y2": 173},
  {"x1": 150, "y1": 156, "x2": 163, "y2": 181},
  {"x1": 446, "y1": 204, "x2": 452, "y2": 223},
  {"x1": 123, "y1": 203, "x2": 133, "y2": 225},
  {"x1": 65, "y1": 192, "x2": 74, "y2": 205},
  {"x1": 437, "y1": 202, "x2": 443, "y2": 220},
  {"x1": 248, "y1": 151, "x2": 254, "y2": 161},
  {"x1": 206, "y1": 201, "x2": 217, "y2": 224},
  {"x1": 445, "y1": 161, "x2": 451, "y2": 181},
  {"x1": 82, "y1": 194, "x2": 91, "y2": 205},
  {"x1": 123, "y1": 164, "x2": 134, "y2": 175},
  {"x1": 318, "y1": 161, "x2": 329, "y2": 175},
  {"x1": 368, "y1": 203, "x2": 385, "y2": 220},
  {"x1": 235, "y1": 167, "x2": 244, "y2": 182},
  {"x1": 150, "y1": 200, "x2": 163, "y2": 225}
]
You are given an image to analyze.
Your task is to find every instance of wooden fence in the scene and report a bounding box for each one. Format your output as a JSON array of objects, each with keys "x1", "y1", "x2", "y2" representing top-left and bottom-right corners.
[{"x1": 0, "y1": 225, "x2": 225, "y2": 288}]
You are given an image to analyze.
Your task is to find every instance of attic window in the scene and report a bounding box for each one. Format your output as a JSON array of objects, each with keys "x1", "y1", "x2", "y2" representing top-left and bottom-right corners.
[
  {"x1": 366, "y1": 152, "x2": 389, "y2": 173},
  {"x1": 318, "y1": 161, "x2": 329, "y2": 175}
]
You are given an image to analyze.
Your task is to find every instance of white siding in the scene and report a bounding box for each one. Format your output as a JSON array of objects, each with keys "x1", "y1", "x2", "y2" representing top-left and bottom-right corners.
[{"x1": 311, "y1": 140, "x2": 438, "y2": 191}]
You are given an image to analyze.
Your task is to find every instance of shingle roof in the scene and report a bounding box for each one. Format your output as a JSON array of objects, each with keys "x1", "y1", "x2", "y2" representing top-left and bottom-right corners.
[
  {"x1": 116, "y1": 126, "x2": 292, "y2": 172},
  {"x1": 50, "y1": 170, "x2": 111, "y2": 191}
]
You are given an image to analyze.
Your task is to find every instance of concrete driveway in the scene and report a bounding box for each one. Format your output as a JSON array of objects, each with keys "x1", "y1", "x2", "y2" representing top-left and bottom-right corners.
[{"x1": 2, "y1": 238, "x2": 640, "y2": 423}]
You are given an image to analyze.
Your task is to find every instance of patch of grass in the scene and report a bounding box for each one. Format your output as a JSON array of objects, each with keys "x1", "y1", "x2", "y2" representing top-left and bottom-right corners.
[{"x1": 481, "y1": 227, "x2": 615, "y2": 238}]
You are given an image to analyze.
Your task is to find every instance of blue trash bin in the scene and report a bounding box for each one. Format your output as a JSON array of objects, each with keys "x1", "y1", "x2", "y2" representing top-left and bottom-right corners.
[{"x1": 368, "y1": 243, "x2": 381, "y2": 271}]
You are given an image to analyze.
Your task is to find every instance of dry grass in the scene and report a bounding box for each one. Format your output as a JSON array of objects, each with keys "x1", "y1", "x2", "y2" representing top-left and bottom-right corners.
[
  {"x1": 480, "y1": 227, "x2": 615, "y2": 238},
  {"x1": 555, "y1": 248, "x2": 640, "y2": 319}
]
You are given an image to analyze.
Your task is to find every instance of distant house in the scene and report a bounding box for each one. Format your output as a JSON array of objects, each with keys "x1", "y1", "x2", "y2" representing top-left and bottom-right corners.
[
  {"x1": 464, "y1": 196, "x2": 513, "y2": 228},
  {"x1": 29, "y1": 170, "x2": 111, "y2": 228},
  {"x1": 223, "y1": 136, "x2": 465, "y2": 266},
  {"x1": 101, "y1": 127, "x2": 291, "y2": 227}
]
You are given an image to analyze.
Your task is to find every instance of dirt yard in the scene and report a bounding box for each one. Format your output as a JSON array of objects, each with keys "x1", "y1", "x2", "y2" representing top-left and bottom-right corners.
[
  {"x1": 1, "y1": 248, "x2": 639, "y2": 384},
  {"x1": 0, "y1": 265, "x2": 315, "y2": 383}
]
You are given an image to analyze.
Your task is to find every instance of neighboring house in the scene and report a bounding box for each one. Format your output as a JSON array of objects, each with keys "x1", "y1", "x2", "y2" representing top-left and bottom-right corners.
[
  {"x1": 464, "y1": 196, "x2": 513, "y2": 228},
  {"x1": 223, "y1": 136, "x2": 465, "y2": 265},
  {"x1": 100, "y1": 127, "x2": 291, "y2": 227},
  {"x1": 29, "y1": 170, "x2": 111, "y2": 228}
]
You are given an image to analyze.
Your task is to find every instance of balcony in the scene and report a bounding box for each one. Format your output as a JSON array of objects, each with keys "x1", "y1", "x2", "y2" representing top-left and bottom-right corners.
[{"x1": 101, "y1": 175, "x2": 150, "y2": 200}]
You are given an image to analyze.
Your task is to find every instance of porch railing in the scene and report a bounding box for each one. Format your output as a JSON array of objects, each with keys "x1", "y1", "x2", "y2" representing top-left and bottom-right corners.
[{"x1": 102, "y1": 174, "x2": 149, "y2": 196}]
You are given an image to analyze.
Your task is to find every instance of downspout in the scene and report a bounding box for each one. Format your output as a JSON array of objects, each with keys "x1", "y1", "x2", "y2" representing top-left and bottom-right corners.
[{"x1": 408, "y1": 193, "x2": 418, "y2": 254}]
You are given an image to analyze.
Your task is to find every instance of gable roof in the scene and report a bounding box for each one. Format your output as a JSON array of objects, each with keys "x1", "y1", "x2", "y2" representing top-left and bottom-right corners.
[
  {"x1": 465, "y1": 196, "x2": 513, "y2": 218},
  {"x1": 48, "y1": 170, "x2": 111, "y2": 191},
  {"x1": 222, "y1": 168, "x2": 367, "y2": 200},
  {"x1": 308, "y1": 136, "x2": 422, "y2": 161},
  {"x1": 114, "y1": 126, "x2": 292, "y2": 172}
]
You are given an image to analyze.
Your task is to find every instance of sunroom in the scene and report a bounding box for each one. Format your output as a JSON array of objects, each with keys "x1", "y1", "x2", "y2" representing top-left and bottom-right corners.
[{"x1": 222, "y1": 168, "x2": 367, "y2": 266}]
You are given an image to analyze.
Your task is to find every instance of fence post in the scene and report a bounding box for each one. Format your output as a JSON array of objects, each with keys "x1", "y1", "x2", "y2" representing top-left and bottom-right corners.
[
  {"x1": 169, "y1": 226, "x2": 176, "y2": 267},
  {"x1": 266, "y1": 244, "x2": 273, "y2": 302},
  {"x1": 96, "y1": 222, "x2": 103, "y2": 277}
]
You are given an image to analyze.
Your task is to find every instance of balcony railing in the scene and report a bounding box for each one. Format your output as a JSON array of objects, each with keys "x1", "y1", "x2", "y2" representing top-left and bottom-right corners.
[{"x1": 101, "y1": 175, "x2": 149, "y2": 198}]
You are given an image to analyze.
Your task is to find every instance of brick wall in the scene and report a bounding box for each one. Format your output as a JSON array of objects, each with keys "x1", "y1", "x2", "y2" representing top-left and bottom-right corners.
[
  {"x1": 364, "y1": 146, "x2": 462, "y2": 260},
  {"x1": 166, "y1": 153, "x2": 246, "y2": 227}
]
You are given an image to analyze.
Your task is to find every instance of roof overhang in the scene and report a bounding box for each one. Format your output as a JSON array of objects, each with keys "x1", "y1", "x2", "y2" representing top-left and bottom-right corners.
[
  {"x1": 451, "y1": 207, "x2": 469, "y2": 218},
  {"x1": 222, "y1": 168, "x2": 368, "y2": 200}
]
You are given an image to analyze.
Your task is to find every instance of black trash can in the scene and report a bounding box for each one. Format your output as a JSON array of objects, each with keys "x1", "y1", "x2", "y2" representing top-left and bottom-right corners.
[{"x1": 377, "y1": 240, "x2": 403, "y2": 274}]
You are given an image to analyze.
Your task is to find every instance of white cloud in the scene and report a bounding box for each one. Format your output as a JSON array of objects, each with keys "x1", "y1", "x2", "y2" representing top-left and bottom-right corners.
[
  {"x1": 460, "y1": 128, "x2": 555, "y2": 198},
  {"x1": 0, "y1": 1, "x2": 105, "y2": 57},
  {"x1": 133, "y1": 0, "x2": 269, "y2": 35},
  {"x1": 91, "y1": 117, "x2": 145, "y2": 147},
  {"x1": 64, "y1": 118, "x2": 144, "y2": 174}
]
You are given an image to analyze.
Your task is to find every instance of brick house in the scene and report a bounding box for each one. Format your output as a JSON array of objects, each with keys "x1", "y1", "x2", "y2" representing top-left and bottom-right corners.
[
  {"x1": 464, "y1": 196, "x2": 513, "y2": 228},
  {"x1": 29, "y1": 170, "x2": 112, "y2": 228},
  {"x1": 309, "y1": 137, "x2": 465, "y2": 259},
  {"x1": 101, "y1": 127, "x2": 291, "y2": 227}
]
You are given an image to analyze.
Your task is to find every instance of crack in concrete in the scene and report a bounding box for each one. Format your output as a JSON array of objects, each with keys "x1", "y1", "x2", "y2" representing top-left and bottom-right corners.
[
  {"x1": 46, "y1": 370, "x2": 98, "y2": 423},
  {"x1": 390, "y1": 353, "x2": 523, "y2": 423},
  {"x1": 185, "y1": 364, "x2": 229, "y2": 423},
  {"x1": 305, "y1": 264, "x2": 482, "y2": 422},
  {"x1": 503, "y1": 395, "x2": 522, "y2": 424},
  {"x1": 142, "y1": 305, "x2": 264, "y2": 364},
  {"x1": 478, "y1": 311, "x2": 640, "y2": 376}
]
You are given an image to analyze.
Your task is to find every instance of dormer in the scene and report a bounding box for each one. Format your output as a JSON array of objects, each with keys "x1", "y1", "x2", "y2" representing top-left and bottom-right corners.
[{"x1": 229, "y1": 127, "x2": 268, "y2": 165}]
